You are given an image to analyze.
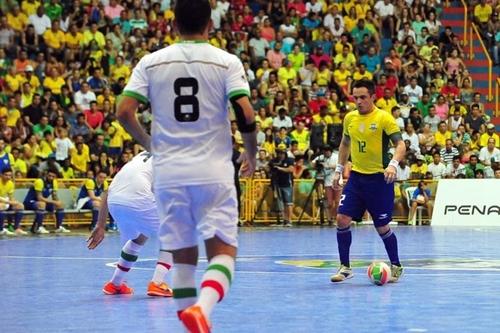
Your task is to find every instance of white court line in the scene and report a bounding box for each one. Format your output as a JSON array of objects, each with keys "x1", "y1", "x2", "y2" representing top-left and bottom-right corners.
[{"x1": 0, "y1": 255, "x2": 118, "y2": 260}]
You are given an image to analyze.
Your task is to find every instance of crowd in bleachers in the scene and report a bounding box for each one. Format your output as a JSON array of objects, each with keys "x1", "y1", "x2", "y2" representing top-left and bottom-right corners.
[{"x1": 0, "y1": 0, "x2": 499, "y2": 235}]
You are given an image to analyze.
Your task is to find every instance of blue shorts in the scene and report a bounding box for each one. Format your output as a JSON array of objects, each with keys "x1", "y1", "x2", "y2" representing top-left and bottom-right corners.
[
  {"x1": 337, "y1": 171, "x2": 394, "y2": 227},
  {"x1": 24, "y1": 200, "x2": 56, "y2": 212},
  {"x1": 278, "y1": 187, "x2": 293, "y2": 206}
]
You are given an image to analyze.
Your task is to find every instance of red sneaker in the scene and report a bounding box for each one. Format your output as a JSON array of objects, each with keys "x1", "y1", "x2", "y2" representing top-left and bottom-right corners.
[
  {"x1": 180, "y1": 305, "x2": 211, "y2": 333},
  {"x1": 102, "y1": 281, "x2": 133, "y2": 295}
]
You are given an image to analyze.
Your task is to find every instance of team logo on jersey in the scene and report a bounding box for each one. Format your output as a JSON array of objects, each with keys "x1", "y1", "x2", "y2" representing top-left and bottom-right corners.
[{"x1": 370, "y1": 123, "x2": 377, "y2": 131}]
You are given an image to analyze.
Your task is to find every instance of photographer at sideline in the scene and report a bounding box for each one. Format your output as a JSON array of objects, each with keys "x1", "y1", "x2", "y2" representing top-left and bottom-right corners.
[
  {"x1": 270, "y1": 144, "x2": 295, "y2": 227},
  {"x1": 408, "y1": 180, "x2": 433, "y2": 224},
  {"x1": 312, "y1": 145, "x2": 340, "y2": 225}
]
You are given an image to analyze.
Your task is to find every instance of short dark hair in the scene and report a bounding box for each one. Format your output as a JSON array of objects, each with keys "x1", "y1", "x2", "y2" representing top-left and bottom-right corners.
[
  {"x1": 352, "y1": 79, "x2": 375, "y2": 95},
  {"x1": 2, "y1": 167, "x2": 13, "y2": 174},
  {"x1": 175, "y1": 0, "x2": 211, "y2": 35}
]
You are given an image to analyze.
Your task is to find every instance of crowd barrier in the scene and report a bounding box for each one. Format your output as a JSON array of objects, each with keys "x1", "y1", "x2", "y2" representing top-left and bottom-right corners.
[{"x1": 10, "y1": 178, "x2": 442, "y2": 228}]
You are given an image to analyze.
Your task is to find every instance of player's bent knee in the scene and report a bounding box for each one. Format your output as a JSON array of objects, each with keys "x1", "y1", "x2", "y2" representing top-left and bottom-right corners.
[
  {"x1": 336, "y1": 214, "x2": 351, "y2": 228},
  {"x1": 376, "y1": 225, "x2": 390, "y2": 235}
]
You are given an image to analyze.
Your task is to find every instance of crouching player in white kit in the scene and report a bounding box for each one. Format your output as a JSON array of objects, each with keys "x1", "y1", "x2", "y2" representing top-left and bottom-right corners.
[
  {"x1": 116, "y1": 0, "x2": 257, "y2": 331},
  {"x1": 87, "y1": 151, "x2": 174, "y2": 297}
]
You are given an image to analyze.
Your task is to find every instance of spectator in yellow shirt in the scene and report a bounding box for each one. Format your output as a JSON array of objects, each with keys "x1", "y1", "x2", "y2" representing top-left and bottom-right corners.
[
  {"x1": 71, "y1": 142, "x2": 91, "y2": 177},
  {"x1": 474, "y1": 0, "x2": 492, "y2": 28},
  {"x1": 39, "y1": 131, "x2": 56, "y2": 159},
  {"x1": 333, "y1": 62, "x2": 351, "y2": 87},
  {"x1": 7, "y1": 6, "x2": 29, "y2": 33},
  {"x1": 434, "y1": 121, "x2": 452, "y2": 148},
  {"x1": 352, "y1": 63, "x2": 373, "y2": 81},
  {"x1": 4, "y1": 67, "x2": 24, "y2": 94},
  {"x1": 289, "y1": 121, "x2": 310, "y2": 154},
  {"x1": 334, "y1": 45, "x2": 357, "y2": 71},
  {"x1": 5, "y1": 97, "x2": 21, "y2": 127},
  {"x1": 277, "y1": 59, "x2": 298, "y2": 88},
  {"x1": 43, "y1": 21, "x2": 66, "y2": 58},
  {"x1": 10, "y1": 147, "x2": 28, "y2": 177},
  {"x1": 20, "y1": 65, "x2": 41, "y2": 91},
  {"x1": 82, "y1": 22, "x2": 106, "y2": 49},
  {"x1": 110, "y1": 55, "x2": 131, "y2": 83},
  {"x1": 43, "y1": 68, "x2": 66, "y2": 96},
  {"x1": 64, "y1": 24, "x2": 84, "y2": 63},
  {"x1": 410, "y1": 155, "x2": 428, "y2": 179},
  {"x1": 21, "y1": 0, "x2": 41, "y2": 16},
  {"x1": 376, "y1": 88, "x2": 398, "y2": 113},
  {"x1": 480, "y1": 123, "x2": 500, "y2": 148}
]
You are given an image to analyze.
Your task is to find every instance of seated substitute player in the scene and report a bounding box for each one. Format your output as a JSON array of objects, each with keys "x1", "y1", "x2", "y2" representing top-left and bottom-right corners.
[
  {"x1": 87, "y1": 151, "x2": 174, "y2": 297},
  {"x1": 0, "y1": 168, "x2": 26, "y2": 236},
  {"x1": 331, "y1": 79, "x2": 406, "y2": 283},
  {"x1": 76, "y1": 170, "x2": 108, "y2": 230},
  {"x1": 23, "y1": 169, "x2": 69, "y2": 234}
]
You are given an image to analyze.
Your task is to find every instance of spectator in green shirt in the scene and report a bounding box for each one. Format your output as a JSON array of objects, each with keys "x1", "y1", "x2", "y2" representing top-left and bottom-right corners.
[
  {"x1": 32, "y1": 115, "x2": 54, "y2": 139},
  {"x1": 416, "y1": 93, "x2": 432, "y2": 117},
  {"x1": 44, "y1": 0, "x2": 63, "y2": 21},
  {"x1": 464, "y1": 155, "x2": 485, "y2": 178}
]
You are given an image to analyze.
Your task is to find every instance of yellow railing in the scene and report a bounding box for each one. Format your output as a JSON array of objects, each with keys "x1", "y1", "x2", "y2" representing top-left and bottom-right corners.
[
  {"x1": 460, "y1": 0, "x2": 468, "y2": 46},
  {"x1": 496, "y1": 78, "x2": 500, "y2": 117},
  {"x1": 11, "y1": 178, "x2": 437, "y2": 228},
  {"x1": 470, "y1": 23, "x2": 493, "y2": 101}
]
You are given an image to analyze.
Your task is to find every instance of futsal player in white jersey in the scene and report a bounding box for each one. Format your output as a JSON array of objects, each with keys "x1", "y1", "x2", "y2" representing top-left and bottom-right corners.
[
  {"x1": 87, "y1": 151, "x2": 174, "y2": 298},
  {"x1": 116, "y1": 1, "x2": 257, "y2": 331}
]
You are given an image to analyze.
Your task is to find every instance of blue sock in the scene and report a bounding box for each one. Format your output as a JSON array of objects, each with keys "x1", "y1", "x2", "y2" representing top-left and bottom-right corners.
[
  {"x1": 91, "y1": 209, "x2": 99, "y2": 229},
  {"x1": 380, "y1": 229, "x2": 400, "y2": 266},
  {"x1": 14, "y1": 211, "x2": 23, "y2": 229},
  {"x1": 56, "y1": 209, "x2": 65, "y2": 228},
  {"x1": 337, "y1": 226, "x2": 352, "y2": 267},
  {"x1": 0, "y1": 211, "x2": 4, "y2": 230},
  {"x1": 35, "y1": 210, "x2": 45, "y2": 230}
]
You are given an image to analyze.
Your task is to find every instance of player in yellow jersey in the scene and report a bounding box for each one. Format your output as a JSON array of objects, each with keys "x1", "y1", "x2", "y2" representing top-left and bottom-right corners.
[
  {"x1": 0, "y1": 168, "x2": 26, "y2": 236},
  {"x1": 330, "y1": 80, "x2": 406, "y2": 284}
]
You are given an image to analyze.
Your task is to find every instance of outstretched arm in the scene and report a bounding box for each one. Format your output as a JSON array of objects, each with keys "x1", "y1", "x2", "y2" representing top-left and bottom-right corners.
[{"x1": 87, "y1": 191, "x2": 109, "y2": 250}]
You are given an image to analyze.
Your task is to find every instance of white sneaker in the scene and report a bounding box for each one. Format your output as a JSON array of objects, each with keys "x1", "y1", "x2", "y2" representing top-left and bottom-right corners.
[
  {"x1": 36, "y1": 226, "x2": 50, "y2": 234},
  {"x1": 0, "y1": 229, "x2": 15, "y2": 236},
  {"x1": 55, "y1": 226, "x2": 71, "y2": 233},
  {"x1": 15, "y1": 228, "x2": 28, "y2": 236}
]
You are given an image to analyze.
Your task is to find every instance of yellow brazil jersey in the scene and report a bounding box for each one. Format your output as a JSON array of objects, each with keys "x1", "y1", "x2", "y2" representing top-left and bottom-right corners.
[
  {"x1": 0, "y1": 179, "x2": 15, "y2": 198},
  {"x1": 434, "y1": 130, "x2": 452, "y2": 147},
  {"x1": 71, "y1": 151, "x2": 90, "y2": 173},
  {"x1": 65, "y1": 32, "x2": 84, "y2": 48},
  {"x1": 22, "y1": 1, "x2": 41, "y2": 16},
  {"x1": 12, "y1": 158, "x2": 28, "y2": 176},
  {"x1": 7, "y1": 12, "x2": 28, "y2": 32},
  {"x1": 316, "y1": 69, "x2": 331, "y2": 86},
  {"x1": 7, "y1": 108, "x2": 21, "y2": 127},
  {"x1": 61, "y1": 167, "x2": 74, "y2": 179},
  {"x1": 96, "y1": 94, "x2": 116, "y2": 106},
  {"x1": 353, "y1": 71, "x2": 373, "y2": 81},
  {"x1": 277, "y1": 67, "x2": 297, "y2": 87},
  {"x1": 0, "y1": 107, "x2": 7, "y2": 118},
  {"x1": 84, "y1": 178, "x2": 109, "y2": 192},
  {"x1": 480, "y1": 133, "x2": 499, "y2": 148},
  {"x1": 20, "y1": 74, "x2": 41, "y2": 91},
  {"x1": 410, "y1": 163, "x2": 428, "y2": 176},
  {"x1": 343, "y1": 107, "x2": 400, "y2": 174},
  {"x1": 375, "y1": 97, "x2": 398, "y2": 113},
  {"x1": 333, "y1": 69, "x2": 350, "y2": 87},
  {"x1": 290, "y1": 129, "x2": 310, "y2": 152},
  {"x1": 43, "y1": 76, "x2": 66, "y2": 95},
  {"x1": 34, "y1": 178, "x2": 59, "y2": 192},
  {"x1": 110, "y1": 64, "x2": 131, "y2": 82},
  {"x1": 39, "y1": 139, "x2": 55, "y2": 158},
  {"x1": 44, "y1": 29, "x2": 66, "y2": 49},
  {"x1": 5, "y1": 74, "x2": 23, "y2": 93}
]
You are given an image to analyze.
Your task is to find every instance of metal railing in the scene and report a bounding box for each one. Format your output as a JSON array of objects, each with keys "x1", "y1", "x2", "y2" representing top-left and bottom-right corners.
[
  {"x1": 497, "y1": 78, "x2": 500, "y2": 117},
  {"x1": 469, "y1": 23, "x2": 493, "y2": 101},
  {"x1": 460, "y1": 0, "x2": 468, "y2": 46}
]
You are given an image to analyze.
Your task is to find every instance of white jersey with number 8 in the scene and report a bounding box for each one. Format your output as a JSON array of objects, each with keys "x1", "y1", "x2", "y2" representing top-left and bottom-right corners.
[{"x1": 123, "y1": 41, "x2": 250, "y2": 189}]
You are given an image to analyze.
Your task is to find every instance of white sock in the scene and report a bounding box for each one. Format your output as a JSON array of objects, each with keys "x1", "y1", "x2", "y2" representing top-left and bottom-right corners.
[
  {"x1": 151, "y1": 249, "x2": 173, "y2": 284},
  {"x1": 172, "y1": 264, "x2": 197, "y2": 319},
  {"x1": 197, "y1": 255, "x2": 235, "y2": 319},
  {"x1": 110, "y1": 240, "x2": 143, "y2": 285}
]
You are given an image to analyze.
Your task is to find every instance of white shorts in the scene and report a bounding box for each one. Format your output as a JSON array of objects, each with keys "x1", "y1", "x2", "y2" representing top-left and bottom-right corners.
[
  {"x1": 108, "y1": 203, "x2": 159, "y2": 243},
  {"x1": 156, "y1": 182, "x2": 238, "y2": 251}
]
